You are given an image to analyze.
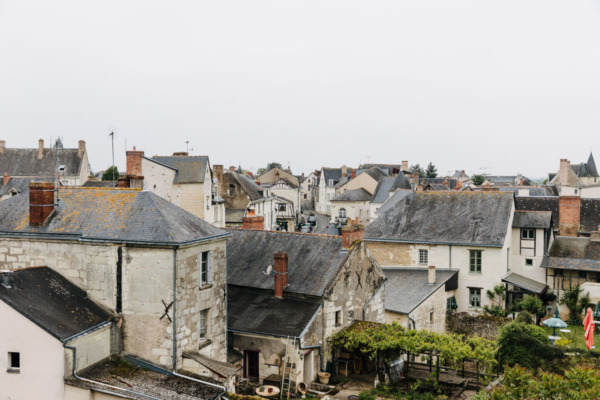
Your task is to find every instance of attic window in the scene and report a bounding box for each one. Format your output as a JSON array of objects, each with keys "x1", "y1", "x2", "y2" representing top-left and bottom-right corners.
[
  {"x1": 8, "y1": 352, "x2": 20, "y2": 372},
  {"x1": 277, "y1": 203, "x2": 287, "y2": 212},
  {"x1": 229, "y1": 184, "x2": 236, "y2": 197},
  {"x1": 335, "y1": 310, "x2": 342, "y2": 326}
]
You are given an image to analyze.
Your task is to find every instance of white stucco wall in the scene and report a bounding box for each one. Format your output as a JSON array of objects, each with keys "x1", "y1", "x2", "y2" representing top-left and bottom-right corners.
[
  {"x1": 142, "y1": 158, "x2": 176, "y2": 202},
  {"x1": 330, "y1": 200, "x2": 370, "y2": 225},
  {"x1": 510, "y1": 227, "x2": 547, "y2": 283}
]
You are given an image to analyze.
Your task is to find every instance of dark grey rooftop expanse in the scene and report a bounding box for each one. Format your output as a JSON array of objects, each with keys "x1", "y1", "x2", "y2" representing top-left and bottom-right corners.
[
  {"x1": 383, "y1": 268, "x2": 458, "y2": 314},
  {"x1": 151, "y1": 155, "x2": 210, "y2": 184},
  {"x1": 226, "y1": 229, "x2": 346, "y2": 297},
  {"x1": 0, "y1": 147, "x2": 84, "y2": 177},
  {"x1": 332, "y1": 188, "x2": 372, "y2": 202},
  {"x1": 512, "y1": 211, "x2": 552, "y2": 229},
  {"x1": 542, "y1": 236, "x2": 600, "y2": 271},
  {"x1": 371, "y1": 177, "x2": 396, "y2": 204},
  {"x1": 228, "y1": 285, "x2": 321, "y2": 337},
  {"x1": 0, "y1": 177, "x2": 35, "y2": 196},
  {"x1": 375, "y1": 189, "x2": 413, "y2": 215},
  {"x1": 0, "y1": 187, "x2": 227, "y2": 244},
  {"x1": 366, "y1": 192, "x2": 514, "y2": 247},
  {"x1": 233, "y1": 172, "x2": 263, "y2": 201},
  {"x1": 0, "y1": 267, "x2": 111, "y2": 341}
]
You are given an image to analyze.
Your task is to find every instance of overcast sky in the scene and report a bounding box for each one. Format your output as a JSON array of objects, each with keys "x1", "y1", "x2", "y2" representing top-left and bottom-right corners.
[{"x1": 1, "y1": 1, "x2": 599, "y2": 178}]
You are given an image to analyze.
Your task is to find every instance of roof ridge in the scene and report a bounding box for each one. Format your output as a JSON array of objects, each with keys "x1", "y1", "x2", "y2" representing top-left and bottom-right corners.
[{"x1": 224, "y1": 227, "x2": 340, "y2": 238}]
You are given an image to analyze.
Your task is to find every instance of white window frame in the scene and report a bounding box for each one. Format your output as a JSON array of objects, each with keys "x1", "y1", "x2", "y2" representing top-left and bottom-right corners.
[
  {"x1": 419, "y1": 249, "x2": 428, "y2": 265},
  {"x1": 200, "y1": 251, "x2": 211, "y2": 285},
  {"x1": 521, "y1": 228, "x2": 535, "y2": 240},
  {"x1": 199, "y1": 309, "x2": 208, "y2": 340},
  {"x1": 339, "y1": 208, "x2": 347, "y2": 218}
]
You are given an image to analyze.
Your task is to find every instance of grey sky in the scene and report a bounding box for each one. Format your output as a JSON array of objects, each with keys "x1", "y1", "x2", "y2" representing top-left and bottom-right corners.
[{"x1": 1, "y1": 1, "x2": 599, "y2": 178}]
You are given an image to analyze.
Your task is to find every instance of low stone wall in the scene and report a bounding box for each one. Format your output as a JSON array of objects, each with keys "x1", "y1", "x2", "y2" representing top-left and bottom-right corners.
[{"x1": 446, "y1": 312, "x2": 509, "y2": 340}]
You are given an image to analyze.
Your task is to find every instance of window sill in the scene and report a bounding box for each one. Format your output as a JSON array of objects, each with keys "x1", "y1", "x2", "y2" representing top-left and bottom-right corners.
[
  {"x1": 199, "y1": 339, "x2": 213, "y2": 350},
  {"x1": 469, "y1": 272, "x2": 482, "y2": 275},
  {"x1": 199, "y1": 284, "x2": 213, "y2": 291},
  {"x1": 7, "y1": 368, "x2": 20, "y2": 374}
]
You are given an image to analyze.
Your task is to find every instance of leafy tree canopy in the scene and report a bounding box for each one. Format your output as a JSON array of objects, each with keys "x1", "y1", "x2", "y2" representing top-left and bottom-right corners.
[
  {"x1": 409, "y1": 164, "x2": 425, "y2": 178},
  {"x1": 472, "y1": 174, "x2": 485, "y2": 185},
  {"x1": 266, "y1": 162, "x2": 283, "y2": 171},
  {"x1": 425, "y1": 162, "x2": 438, "y2": 178},
  {"x1": 102, "y1": 166, "x2": 119, "y2": 181},
  {"x1": 497, "y1": 321, "x2": 563, "y2": 370}
]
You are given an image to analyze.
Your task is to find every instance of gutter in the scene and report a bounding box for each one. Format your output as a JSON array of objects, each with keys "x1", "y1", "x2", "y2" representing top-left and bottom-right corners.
[
  {"x1": 364, "y1": 237, "x2": 503, "y2": 248},
  {"x1": 62, "y1": 321, "x2": 112, "y2": 343},
  {"x1": 362, "y1": 278, "x2": 387, "y2": 321},
  {"x1": 407, "y1": 315, "x2": 416, "y2": 330}
]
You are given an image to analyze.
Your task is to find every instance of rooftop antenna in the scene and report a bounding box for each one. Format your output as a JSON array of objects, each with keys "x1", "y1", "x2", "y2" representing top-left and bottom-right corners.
[
  {"x1": 109, "y1": 132, "x2": 115, "y2": 183},
  {"x1": 186, "y1": 141, "x2": 193, "y2": 155},
  {"x1": 54, "y1": 137, "x2": 63, "y2": 204}
]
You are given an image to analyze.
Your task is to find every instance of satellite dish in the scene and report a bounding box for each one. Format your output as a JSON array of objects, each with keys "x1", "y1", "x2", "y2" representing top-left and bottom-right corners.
[{"x1": 264, "y1": 265, "x2": 273, "y2": 275}]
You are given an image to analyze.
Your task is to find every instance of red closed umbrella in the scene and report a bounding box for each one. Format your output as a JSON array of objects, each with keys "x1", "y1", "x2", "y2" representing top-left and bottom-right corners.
[{"x1": 583, "y1": 307, "x2": 595, "y2": 350}]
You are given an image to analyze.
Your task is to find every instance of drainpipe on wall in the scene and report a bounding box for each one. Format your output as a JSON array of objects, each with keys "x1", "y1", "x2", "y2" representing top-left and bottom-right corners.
[
  {"x1": 299, "y1": 342, "x2": 325, "y2": 373},
  {"x1": 408, "y1": 315, "x2": 416, "y2": 330},
  {"x1": 172, "y1": 247, "x2": 178, "y2": 371}
]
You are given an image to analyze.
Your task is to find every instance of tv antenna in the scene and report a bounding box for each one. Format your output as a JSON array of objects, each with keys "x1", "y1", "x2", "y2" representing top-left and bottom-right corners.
[{"x1": 186, "y1": 141, "x2": 193, "y2": 155}]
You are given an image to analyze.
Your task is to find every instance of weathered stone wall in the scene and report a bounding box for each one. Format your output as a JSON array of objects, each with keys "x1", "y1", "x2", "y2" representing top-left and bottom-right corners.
[
  {"x1": 366, "y1": 242, "x2": 416, "y2": 266},
  {"x1": 65, "y1": 325, "x2": 112, "y2": 373},
  {"x1": 446, "y1": 312, "x2": 508, "y2": 340},
  {"x1": 384, "y1": 286, "x2": 449, "y2": 334},
  {"x1": 232, "y1": 333, "x2": 295, "y2": 382}
]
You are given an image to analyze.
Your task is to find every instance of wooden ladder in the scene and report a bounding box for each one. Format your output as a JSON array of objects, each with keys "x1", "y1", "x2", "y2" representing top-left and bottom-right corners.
[{"x1": 280, "y1": 336, "x2": 296, "y2": 400}]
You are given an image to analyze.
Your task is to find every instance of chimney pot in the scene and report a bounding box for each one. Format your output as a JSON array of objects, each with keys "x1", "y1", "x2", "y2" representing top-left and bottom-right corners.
[
  {"x1": 402, "y1": 161, "x2": 409, "y2": 171},
  {"x1": 0, "y1": 140, "x2": 5, "y2": 154},
  {"x1": 213, "y1": 165, "x2": 224, "y2": 183},
  {"x1": 38, "y1": 139, "x2": 44, "y2": 159},
  {"x1": 342, "y1": 224, "x2": 364, "y2": 250},
  {"x1": 274, "y1": 252, "x2": 288, "y2": 298},
  {"x1": 428, "y1": 266, "x2": 436, "y2": 285},
  {"x1": 3, "y1": 172, "x2": 9, "y2": 186}
]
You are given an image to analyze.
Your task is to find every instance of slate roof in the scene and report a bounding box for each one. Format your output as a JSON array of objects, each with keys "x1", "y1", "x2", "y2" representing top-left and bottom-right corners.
[
  {"x1": 0, "y1": 147, "x2": 84, "y2": 177},
  {"x1": 231, "y1": 173, "x2": 263, "y2": 201},
  {"x1": 581, "y1": 199, "x2": 600, "y2": 233},
  {"x1": 151, "y1": 156, "x2": 210, "y2": 184},
  {"x1": 424, "y1": 184, "x2": 450, "y2": 191},
  {"x1": 375, "y1": 190, "x2": 413, "y2": 215},
  {"x1": 81, "y1": 180, "x2": 117, "y2": 188},
  {"x1": 498, "y1": 186, "x2": 557, "y2": 196},
  {"x1": 366, "y1": 192, "x2": 514, "y2": 247},
  {"x1": 363, "y1": 167, "x2": 388, "y2": 182},
  {"x1": 0, "y1": 187, "x2": 227, "y2": 244},
  {"x1": 390, "y1": 172, "x2": 412, "y2": 191},
  {"x1": 514, "y1": 197, "x2": 559, "y2": 225},
  {"x1": 334, "y1": 177, "x2": 350, "y2": 189},
  {"x1": 228, "y1": 285, "x2": 321, "y2": 337},
  {"x1": 572, "y1": 153, "x2": 599, "y2": 178},
  {"x1": 67, "y1": 358, "x2": 223, "y2": 400},
  {"x1": 541, "y1": 237, "x2": 600, "y2": 271},
  {"x1": 322, "y1": 168, "x2": 343, "y2": 186},
  {"x1": 383, "y1": 268, "x2": 458, "y2": 314},
  {"x1": 0, "y1": 267, "x2": 111, "y2": 341},
  {"x1": 225, "y1": 209, "x2": 247, "y2": 224},
  {"x1": 226, "y1": 229, "x2": 346, "y2": 297},
  {"x1": 372, "y1": 177, "x2": 396, "y2": 204},
  {"x1": 512, "y1": 211, "x2": 552, "y2": 229},
  {"x1": 501, "y1": 271, "x2": 547, "y2": 294},
  {"x1": 419, "y1": 178, "x2": 457, "y2": 190},
  {"x1": 0, "y1": 177, "x2": 35, "y2": 197},
  {"x1": 332, "y1": 188, "x2": 372, "y2": 202},
  {"x1": 360, "y1": 164, "x2": 402, "y2": 175},
  {"x1": 183, "y1": 352, "x2": 239, "y2": 378}
]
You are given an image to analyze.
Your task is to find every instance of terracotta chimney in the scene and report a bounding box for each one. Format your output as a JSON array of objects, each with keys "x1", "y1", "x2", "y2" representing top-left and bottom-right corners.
[
  {"x1": 351, "y1": 169, "x2": 356, "y2": 179},
  {"x1": 342, "y1": 225, "x2": 364, "y2": 250},
  {"x1": 416, "y1": 185, "x2": 423, "y2": 192},
  {"x1": 38, "y1": 139, "x2": 44, "y2": 159},
  {"x1": 29, "y1": 182, "x2": 55, "y2": 226},
  {"x1": 274, "y1": 252, "x2": 288, "y2": 299},
  {"x1": 126, "y1": 148, "x2": 145, "y2": 176},
  {"x1": 242, "y1": 216, "x2": 264, "y2": 230},
  {"x1": 428, "y1": 266, "x2": 436, "y2": 285},
  {"x1": 559, "y1": 159, "x2": 570, "y2": 186},
  {"x1": 559, "y1": 195, "x2": 581, "y2": 236},
  {"x1": 0, "y1": 140, "x2": 5, "y2": 154},
  {"x1": 213, "y1": 165, "x2": 224, "y2": 183},
  {"x1": 3, "y1": 173, "x2": 9, "y2": 186},
  {"x1": 78, "y1": 140, "x2": 86, "y2": 157}
]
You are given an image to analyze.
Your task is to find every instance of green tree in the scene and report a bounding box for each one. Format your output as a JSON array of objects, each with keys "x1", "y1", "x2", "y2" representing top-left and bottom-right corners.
[
  {"x1": 497, "y1": 321, "x2": 563, "y2": 370},
  {"x1": 559, "y1": 285, "x2": 591, "y2": 325},
  {"x1": 425, "y1": 162, "x2": 438, "y2": 178},
  {"x1": 266, "y1": 162, "x2": 283, "y2": 171},
  {"x1": 516, "y1": 295, "x2": 545, "y2": 324},
  {"x1": 256, "y1": 167, "x2": 266, "y2": 175},
  {"x1": 409, "y1": 164, "x2": 425, "y2": 178},
  {"x1": 483, "y1": 284, "x2": 507, "y2": 317},
  {"x1": 471, "y1": 174, "x2": 485, "y2": 185},
  {"x1": 102, "y1": 166, "x2": 119, "y2": 181}
]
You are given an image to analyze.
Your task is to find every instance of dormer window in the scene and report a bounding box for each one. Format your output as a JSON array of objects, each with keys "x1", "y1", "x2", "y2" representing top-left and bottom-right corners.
[{"x1": 228, "y1": 184, "x2": 236, "y2": 197}]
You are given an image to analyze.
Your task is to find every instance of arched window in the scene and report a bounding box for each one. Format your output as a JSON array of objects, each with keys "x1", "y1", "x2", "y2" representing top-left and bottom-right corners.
[{"x1": 339, "y1": 208, "x2": 346, "y2": 218}]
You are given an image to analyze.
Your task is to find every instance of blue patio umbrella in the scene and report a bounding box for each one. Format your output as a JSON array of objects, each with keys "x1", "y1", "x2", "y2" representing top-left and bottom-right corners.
[{"x1": 543, "y1": 307, "x2": 568, "y2": 336}]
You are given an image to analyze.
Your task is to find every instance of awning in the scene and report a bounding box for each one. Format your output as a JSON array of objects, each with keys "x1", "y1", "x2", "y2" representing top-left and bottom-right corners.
[{"x1": 502, "y1": 271, "x2": 548, "y2": 294}]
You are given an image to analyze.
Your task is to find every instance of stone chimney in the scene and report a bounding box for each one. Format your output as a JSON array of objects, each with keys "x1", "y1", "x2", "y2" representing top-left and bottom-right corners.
[
  {"x1": 38, "y1": 139, "x2": 44, "y2": 159},
  {"x1": 559, "y1": 195, "x2": 581, "y2": 236},
  {"x1": 341, "y1": 165, "x2": 348, "y2": 178},
  {"x1": 342, "y1": 225, "x2": 364, "y2": 250},
  {"x1": 428, "y1": 266, "x2": 436, "y2": 285},
  {"x1": 559, "y1": 159, "x2": 570, "y2": 186},
  {"x1": 3, "y1": 173, "x2": 9, "y2": 186},
  {"x1": 351, "y1": 169, "x2": 356, "y2": 179},
  {"x1": 402, "y1": 161, "x2": 409, "y2": 171},
  {"x1": 242, "y1": 216, "x2": 264, "y2": 230},
  {"x1": 78, "y1": 140, "x2": 86, "y2": 157},
  {"x1": 274, "y1": 252, "x2": 288, "y2": 299},
  {"x1": 0, "y1": 140, "x2": 5, "y2": 154},
  {"x1": 213, "y1": 165, "x2": 224, "y2": 183},
  {"x1": 126, "y1": 147, "x2": 145, "y2": 176},
  {"x1": 29, "y1": 182, "x2": 55, "y2": 226},
  {"x1": 590, "y1": 226, "x2": 600, "y2": 242}
]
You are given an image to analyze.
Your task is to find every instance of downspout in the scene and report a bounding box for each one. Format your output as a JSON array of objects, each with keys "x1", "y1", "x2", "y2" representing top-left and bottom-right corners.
[
  {"x1": 172, "y1": 247, "x2": 178, "y2": 371},
  {"x1": 299, "y1": 341, "x2": 325, "y2": 373},
  {"x1": 449, "y1": 245, "x2": 452, "y2": 269},
  {"x1": 362, "y1": 278, "x2": 387, "y2": 321},
  {"x1": 407, "y1": 315, "x2": 416, "y2": 330},
  {"x1": 64, "y1": 345, "x2": 163, "y2": 400}
]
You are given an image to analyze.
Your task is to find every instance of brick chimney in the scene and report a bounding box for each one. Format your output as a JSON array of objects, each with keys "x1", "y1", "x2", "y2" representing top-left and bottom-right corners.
[
  {"x1": 126, "y1": 147, "x2": 145, "y2": 176},
  {"x1": 38, "y1": 139, "x2": 44, "y2": 159},
  {"x1": 558, "y1": 159, "x2": 570, "y2": 186},
  {"x1": 78, "y1": 140, "x2": 86, "y2": 157},
  {"x1": 274, "y1": 252, "x2": 288, "y2": 299},
  {"x1": 402, "y1": 161, "x2": 409, "y2": 171},
  {"x1": 342, "y1": 225, "x2": 364, "y2": 250},
  {"x1": 213, "y1": 165, "x2": 224, "y2": 183},
  {"x1": 428, "y1": 266, "x2": 436, "y2": 285},
  {"x1": 351, "y1": 169, "x2": 356, "y2": 179},
  {"x1": 559, "y1": 195, "x2": 581, "y2": 236},
  {"x1": 3, "y1": 173, "x2": 9, "y2": 186},
  {"x1": 242, "y1": 216, "x2": 264, "y2": 230},
  {"x1": 0, "y1": 140, "x2": 5, "y2": 154},
  {"x1": 29, "y1": 182, "x2": 55, "y2": 226}
]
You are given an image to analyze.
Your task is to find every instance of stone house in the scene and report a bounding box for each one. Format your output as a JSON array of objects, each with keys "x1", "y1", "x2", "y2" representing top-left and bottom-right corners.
[
  {"x1": 268, "y1": 178, "x2": 301, "y2": 222},
  {"x1": 226, "y1": 227, "x2": 386, "y2": 385},
  {"x1": 213, "y1": 166, "x2": 264, "y2": 227},
  {"x1": 0, "y1": 183, "x2": 230, "y2": 376},
  {"x1": 383, "y1": 266, "x2": 458, "y2": 333},
  {"x1": 248, "y1": 196, "x2": 296, "y2": 231},
  {"x1": 126, "y1": 149, "x2": 225, "y2": 227},
  {"x1": 365, "y1": 191, "x2": 515, "y2": 313},
  {"x1": 317, "y1": 166, "x2": 349, "y2": 215},
  {"x1": 330, "y1": 188, "x2": 372, "y2": 225},
  {"x1": 0, "y1": 138, "x2": 90, "y2": 187},
  {"x1": 255, "y1": 167, "x2": 300, "y2": 188},
  {"x1": 369, "y1": 173, "x2": 412, "y2": 222},
  {"x1": 300, "y1": 171, "x2": 317, "y2": 202},
  {"x1": 336, "y1": 167, "x2": 388, "y2": 196},
  {"x1": 549, "y1": 154, "x2": 599, "y2": 190},
  {"x1": 0, "y1": 268, "x2": 223, "y2": 399}
]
